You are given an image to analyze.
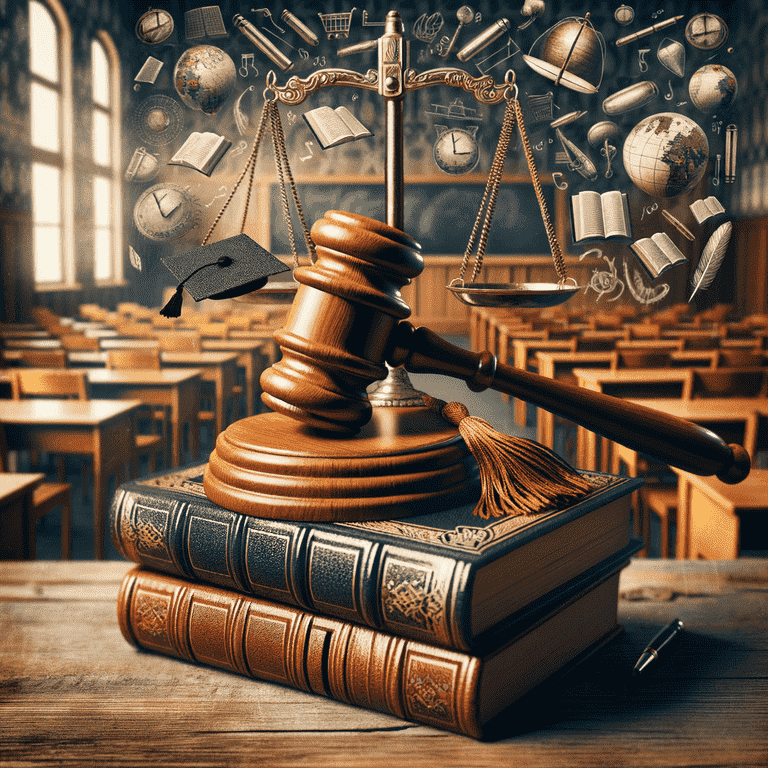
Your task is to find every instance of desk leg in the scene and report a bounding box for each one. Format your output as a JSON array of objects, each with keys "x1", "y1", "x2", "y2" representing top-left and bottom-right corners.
[{"x1": 675, "y1": 474, "x2": 692, "y2": 559}]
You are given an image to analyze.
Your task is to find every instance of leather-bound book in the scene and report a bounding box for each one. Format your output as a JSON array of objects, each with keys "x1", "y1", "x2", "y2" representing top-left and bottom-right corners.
[
  {"x1": 117, "y1": 545, "x2": 637, "y2": 739},
  {"x1": 111, "y1": 465, "x2": 640, "y2": 652}
]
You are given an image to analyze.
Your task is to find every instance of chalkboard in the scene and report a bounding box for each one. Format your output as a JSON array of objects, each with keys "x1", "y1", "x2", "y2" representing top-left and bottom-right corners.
[{"x1": 269, "y1": 182, "x2": 556, "y2": 256}]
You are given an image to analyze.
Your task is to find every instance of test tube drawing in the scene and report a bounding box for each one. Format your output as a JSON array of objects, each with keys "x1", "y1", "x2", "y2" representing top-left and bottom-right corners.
[
  {"x1": 233, "y1": 14, "x2": 294, "y2": 71},
  {"x1": 725, "y1": 124, "x2": 737, "y2": 183}
]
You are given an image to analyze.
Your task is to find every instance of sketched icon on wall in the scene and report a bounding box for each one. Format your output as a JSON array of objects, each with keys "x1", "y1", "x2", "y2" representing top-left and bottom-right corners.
[
  {"x1": 425, "y1": 98, "x2": 480, "y2": 122},
  {"x1": 474, "y1": 37, "x2": 520, "y2": 75},
  {"x1": 317, "y1": 8, "x2": 357, "y2": 39},
  {"x1": 185, "y1": 6, "x2": 227, "y2": 39},
  {"x1": 623, "y1": 260, "x2": 670, "y2": 305},
  {"x1": 132, "y1": 94, "x2": 184, "y2": 147},
  {"x1": 413, "y1": 13, "x2": 443, "y2": 43},
  {"x1": 135, "y1": 56, "x2": 163, "y2": 85}
]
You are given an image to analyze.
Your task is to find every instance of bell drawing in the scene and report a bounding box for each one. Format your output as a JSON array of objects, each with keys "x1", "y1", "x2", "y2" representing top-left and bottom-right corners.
[
  {"x1": 657, "y1": 38, "x2": 685, "y2": 78},
  {"x1": 522, "y1": 13, "x2": 605, "y2": 94}
]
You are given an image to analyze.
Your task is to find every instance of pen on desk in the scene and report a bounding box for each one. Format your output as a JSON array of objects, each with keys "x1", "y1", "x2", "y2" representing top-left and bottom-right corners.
[
  {"x1": 632, "y1": 618, "x2": 684, "y2": 677},
  {"x1": 616, "y1": 15, "x2": 684, "y2": 47}
]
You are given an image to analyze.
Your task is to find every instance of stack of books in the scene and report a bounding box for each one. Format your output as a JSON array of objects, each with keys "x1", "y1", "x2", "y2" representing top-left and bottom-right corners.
[{"x1": 111, "y1": 463, "x2": 642, "y2": 738}]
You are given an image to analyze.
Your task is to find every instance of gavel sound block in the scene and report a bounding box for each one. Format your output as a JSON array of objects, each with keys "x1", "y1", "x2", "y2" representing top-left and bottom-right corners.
[{"x1": 204, "y1": 211, "x2": 750, "y2": 521}]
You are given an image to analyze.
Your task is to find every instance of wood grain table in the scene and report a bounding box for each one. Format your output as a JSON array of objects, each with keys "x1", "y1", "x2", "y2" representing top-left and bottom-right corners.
[
  {"x1": 0, "y1": 400, "x2": 140, "y2": 560},
  {"x1": 671, "y1": 469, "x2": 768, "y2": 559},
  {"x1": 0, "y1": 473, "x2": 44, "y2": 559},
  {"x1": 1, "y1": 558, "x2": 765, "y2": 766},
  {"x1": 84, "y1": 369, "x2": 203, "y2": 467}
]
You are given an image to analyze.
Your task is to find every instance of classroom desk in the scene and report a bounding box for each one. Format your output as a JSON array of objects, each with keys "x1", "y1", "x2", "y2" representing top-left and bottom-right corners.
[
  {"x1": 84, "y1": 369, "x2": 203, "y2": 467},
  {"x1": 0, "y1": 400, "x2": 140, "y2": 559},
  {"x1": 228, "y1": 329, "x2": 279, "y2": 364},
  {"x1": 1, "y1": 337, "x2": 61, "y2": 349},
  {"x1": 159, "y1": 351, "x2": 240, "y2": 437},
  {"x1": 0, "y1": 473, "x2": 44, "y2": 559},
  {"x1": 533, "y1": 351, "x2": 616, "y2": 451},
  {"x1": 0, "y1": 328, "x2": 49, "y2": 339},
  {"x1": 671, "y1": 469, "x2": 768, "y2": 558},
  {"x1": 200, "y1": 339, "x2": 269, "y2": 417},
  {"x1": 1, "y1": 558, "x2": 765, "y2": 766},
  {"x1": 99, "y1": 337, "x2": 160, "y2": 350}
]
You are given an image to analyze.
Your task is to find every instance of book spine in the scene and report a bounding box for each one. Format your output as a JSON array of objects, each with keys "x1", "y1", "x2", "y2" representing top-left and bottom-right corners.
[
  {"x1": 110, "y1": 486, "x2": 471, "y2": 650},
  {"x1": 117, "y1": 568, "x2": 483, "y2": 738}
]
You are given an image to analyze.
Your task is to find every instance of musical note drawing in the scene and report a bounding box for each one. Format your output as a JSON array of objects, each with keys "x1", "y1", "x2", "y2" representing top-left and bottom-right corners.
[
  {"x1": 664, "y1": 80, "x2": 674, "y2": 100},
  {"x1": 229, "y1": 140, "x2": 248, "y2": 158},
  {"x1": 300, "y1": 141, "x2": 315, "y2": 162},
  {"x1": 239, "y1": 53, "x2": 258, "y2": 78},
  {"x1": 474, "y1": 12, "x2": 482, "y2": 23},
  {"x1": 287, "y1": 110, "x2": 297, "y2": 125},
  {"x1": 205, "y1": 185, "x2": 229, "y2": 208},
  {"x1": 638, "y1": 48, "x2": 650, "y2": 73},
  {"x1": 299, "y1": 48, "x2": 309, "y2": 60},
  {"x1": 552, "y1": 172, "x2": 568, "y2": 190}
]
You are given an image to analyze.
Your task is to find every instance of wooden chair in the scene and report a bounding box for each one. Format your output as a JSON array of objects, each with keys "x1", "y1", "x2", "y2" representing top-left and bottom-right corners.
[
  {"x1": 18, "y1": 349, "x2": 68, "y2": 368},
  {"x1": 686, "y1": 368, "x2": 768, "y2": 399},
  {"x1": 199, "y1": 323, "x2": 230, "y2": 339},
  {"x1": 0, "y1": 425, "x2": 72, "y2": 559},
  {"x1": 105, "y1": 350, "x2": 168, "y2": 472},
  {"x1": 11, "y1": 369, "x2": 89, "y2": 401},
  {"x1": 611, "y1": 349, "x2": 672, "y2": 370},
  {"x1": 59, "y1": 333, "x2": 101, "y2": 351},
  {"x1": 716, "y1": 348, "x2": 766, "y2": 368}
]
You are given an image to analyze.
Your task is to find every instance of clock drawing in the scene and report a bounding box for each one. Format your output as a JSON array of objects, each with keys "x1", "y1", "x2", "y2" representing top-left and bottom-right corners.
[
  {"x1": 133, "y1": 183, "x2": 200, "y2": 242},
  {"x1": 433, "y1": 125, "x2": 480, "y2": 174}
]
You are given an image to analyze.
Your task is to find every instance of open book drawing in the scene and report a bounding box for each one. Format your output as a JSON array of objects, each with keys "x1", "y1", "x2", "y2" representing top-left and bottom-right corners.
[
  {"x1": 570, "y1": 190, "x2": 632, "y2": 243},
  {"x1": 689, "y1": 195, "x2": 726, "y2": 225},
  {"x1": 630, "y1": 232, "x2": 687, "y2": 279},
  {"x1": 302, "y1": 106, "x2": 373, "y2": 150},
  {"x1": 168, "y1": 132, "x2": 231, "y2": 176}
]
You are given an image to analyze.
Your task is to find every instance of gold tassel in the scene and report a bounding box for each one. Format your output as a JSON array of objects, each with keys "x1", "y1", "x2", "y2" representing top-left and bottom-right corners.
[{"x1": 422, "y1": 394, "x2": 595, "y2": 519}]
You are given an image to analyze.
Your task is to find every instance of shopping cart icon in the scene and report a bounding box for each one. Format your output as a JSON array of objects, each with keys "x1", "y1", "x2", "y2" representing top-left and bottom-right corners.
[{"x1": 318, "y1": 7, "x2": 357, "y2": 39}]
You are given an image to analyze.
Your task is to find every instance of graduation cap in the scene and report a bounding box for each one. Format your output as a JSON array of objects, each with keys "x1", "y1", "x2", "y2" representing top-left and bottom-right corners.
[{"x1": 159, "y1": 234, "x2": 290, "y2": 317}]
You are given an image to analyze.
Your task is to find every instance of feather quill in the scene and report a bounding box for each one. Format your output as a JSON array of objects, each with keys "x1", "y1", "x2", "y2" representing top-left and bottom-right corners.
[{"x1": 688, "y1": 221, "x2": 732, "y2": 302}]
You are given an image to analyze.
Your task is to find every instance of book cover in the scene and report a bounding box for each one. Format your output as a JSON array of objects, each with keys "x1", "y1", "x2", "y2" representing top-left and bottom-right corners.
[
  {"x1": 168, "y1": 132, "x2": 231, "y2": 176},
  {"x1": 630, "y1": 232, "x2": 687, "y2": 279},
  {"x1": 110, "y1": 464, "x2": 641, "y2": 651},
  {"x1": 117, "y1": 544, "x2": 639, "y2": 739},
  {"x1": 570, "y1": 190, "x2": 632, "y2": 243},
  {"x1": 302, "y1": 106, "x2": 373, "y2": 149}
]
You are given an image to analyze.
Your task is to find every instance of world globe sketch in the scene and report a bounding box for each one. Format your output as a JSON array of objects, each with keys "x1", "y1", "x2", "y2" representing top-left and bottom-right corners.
[
  {"x1": 623, "y1": 112, "x2": 709, "y2": 198},
  {"x1": 688, "y1": 64, "x2": 738, "y2": 114},
  {"x1": 174, "y1": 45, "x2": 236, "y2": 115}
]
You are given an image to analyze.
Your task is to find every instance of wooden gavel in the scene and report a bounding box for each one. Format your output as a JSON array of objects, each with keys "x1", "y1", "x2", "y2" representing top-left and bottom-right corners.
[{"x1": 260, "y1": 210, "x2": 750, "y2": 483}]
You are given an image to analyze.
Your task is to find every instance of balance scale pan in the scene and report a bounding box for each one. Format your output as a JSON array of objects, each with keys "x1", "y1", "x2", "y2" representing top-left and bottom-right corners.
[{"x1": 447, "y1": 282, "x2": 581, "y2": 308}]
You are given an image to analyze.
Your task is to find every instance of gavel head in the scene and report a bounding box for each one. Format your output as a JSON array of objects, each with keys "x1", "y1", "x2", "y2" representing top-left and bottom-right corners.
[{"x1": 260, "y1": 210, "x2": 424, "y2": 433}]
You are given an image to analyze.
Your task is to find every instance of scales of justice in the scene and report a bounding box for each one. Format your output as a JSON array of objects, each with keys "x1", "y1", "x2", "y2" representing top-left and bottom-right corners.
[{"x1": 203, "y1": 11, "x2": 750, "y2": 523}]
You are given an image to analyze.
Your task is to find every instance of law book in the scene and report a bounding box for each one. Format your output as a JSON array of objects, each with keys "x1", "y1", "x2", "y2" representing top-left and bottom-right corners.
[
  {"x1": 630, "y1": 231, "x2": 688, "y2": 279},
  {"x1": 302, "y1": 105, "x2": 373, "y2": 149},
  {"x1": 117, "y1": 544, "x2": 638, "y2": 739},
  {"x1": 168, "y1": 132, "x2": 231, "y2": 176},
  {"x1": 110, "y1": 464, "x2": 641, "y2": 652},
  {"x1": 689, "y1": 195, "x2": 726, "y2": 225},
  {"x1": 570, "y1": 190, "x2": 632, "y2": 243}
]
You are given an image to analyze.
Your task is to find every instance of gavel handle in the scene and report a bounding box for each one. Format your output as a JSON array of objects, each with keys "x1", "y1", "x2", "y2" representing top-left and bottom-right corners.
[{"x1": 387, "y1": 322, "x2": 751, "y2": 484}]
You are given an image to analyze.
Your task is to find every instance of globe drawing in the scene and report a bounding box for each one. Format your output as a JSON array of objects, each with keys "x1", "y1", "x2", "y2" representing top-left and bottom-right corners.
[
  {"x1": 174, "y1": 45, "x2": 236, "y2": 115},
  {"x1": 623, "y1": 113, "x2": 709, "y2": 198},
  {"x1": 688, "y1": 64, "x2": 738, "y2": 114}
]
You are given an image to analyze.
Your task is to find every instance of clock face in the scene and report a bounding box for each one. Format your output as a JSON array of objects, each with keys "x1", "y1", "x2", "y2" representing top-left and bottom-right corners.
[
  {"x1": 133, "y1": 183, "x2": 199, "y2": 242},
  {"x1": 433, "y1": 127, "x2": 480, "y2": 175}
]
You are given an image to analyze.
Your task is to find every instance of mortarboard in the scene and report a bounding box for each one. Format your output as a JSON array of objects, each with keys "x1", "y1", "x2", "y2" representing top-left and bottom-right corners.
[{"x1": 159, "y1": 233, "x2": 290, "y2": 317}]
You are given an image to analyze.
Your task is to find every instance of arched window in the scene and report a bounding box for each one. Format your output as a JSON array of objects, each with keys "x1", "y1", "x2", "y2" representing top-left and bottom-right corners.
[
  {"x1": 91, "y1": 32, "x2": 123, "y2": 283},
  {"x1": 28, "y1": 0, "x2": 74, "y2": 287}
]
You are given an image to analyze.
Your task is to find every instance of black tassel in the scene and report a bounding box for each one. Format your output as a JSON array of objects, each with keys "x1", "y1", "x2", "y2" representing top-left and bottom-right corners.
[{"x1": 159, "y1": 285, "x2": 185, "y2": 318}]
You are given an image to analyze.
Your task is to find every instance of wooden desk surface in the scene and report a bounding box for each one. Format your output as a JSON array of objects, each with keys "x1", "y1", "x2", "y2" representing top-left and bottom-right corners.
[
  {"x1": 83, "y1": 368, "x2": 202, "y2": 386},
  {"x1": 1, "y1": 558, "x2": 765, "y2": 766},
  {"x1": 0, "y1": 398, "x2": 141, "y2": 425}
]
